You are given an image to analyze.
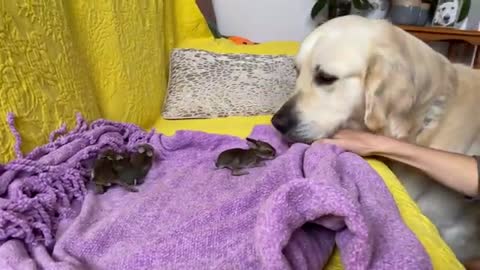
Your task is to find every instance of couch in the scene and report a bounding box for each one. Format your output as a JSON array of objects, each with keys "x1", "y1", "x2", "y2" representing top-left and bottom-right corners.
[{"x1": 0, "y1": 0, "x2": 463, "y2": 268}]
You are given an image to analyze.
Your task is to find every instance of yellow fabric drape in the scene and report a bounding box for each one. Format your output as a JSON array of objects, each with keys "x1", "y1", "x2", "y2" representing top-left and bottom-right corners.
[
  {"x1": 66, "y1": 1, "x2": 167, "y2": 128},
  {"x1": 0, "y1": 0, "x2": 212, "y2": 162},
  {"x1": 0, "y1": 0, "x2": 101, "y2": 162}
]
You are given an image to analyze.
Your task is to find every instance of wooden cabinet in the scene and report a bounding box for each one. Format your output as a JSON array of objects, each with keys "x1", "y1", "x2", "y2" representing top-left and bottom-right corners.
[{"x1": 398, "y1": 25, "x2": 480, "y2": 69}]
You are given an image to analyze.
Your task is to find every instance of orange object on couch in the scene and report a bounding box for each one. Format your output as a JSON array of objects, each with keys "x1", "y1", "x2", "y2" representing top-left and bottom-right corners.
[{"x1": 228, "y1": 36, "x2": 258, "y2": 45}]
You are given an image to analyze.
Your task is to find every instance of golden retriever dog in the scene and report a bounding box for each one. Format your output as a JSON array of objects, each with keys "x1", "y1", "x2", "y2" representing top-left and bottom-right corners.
[{"x1": 271, "y1": 15, "x2": 480, "y2": 263}]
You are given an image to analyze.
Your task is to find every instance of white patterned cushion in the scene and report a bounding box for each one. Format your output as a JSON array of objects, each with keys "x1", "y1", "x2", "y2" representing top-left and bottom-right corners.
[{"x1": 162, "y1": 49, "x2": 296, "y2": 119}]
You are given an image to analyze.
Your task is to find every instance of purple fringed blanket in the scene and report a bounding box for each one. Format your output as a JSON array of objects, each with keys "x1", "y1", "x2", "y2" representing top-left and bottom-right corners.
[{"x1": 0, "y1": 115, "x2": 432, "y2": 270}]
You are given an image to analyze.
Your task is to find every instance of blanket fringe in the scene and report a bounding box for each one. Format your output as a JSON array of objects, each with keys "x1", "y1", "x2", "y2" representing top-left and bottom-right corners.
[
  {"x1": 6, "y1": 113, "x2": 24, "y2": 159},
  {"x1": 0, "y1": 112, "x2": 154, "y2": 249},
  {"x1": 49, "y1": 123, "x2": 67, "y2": 143}
]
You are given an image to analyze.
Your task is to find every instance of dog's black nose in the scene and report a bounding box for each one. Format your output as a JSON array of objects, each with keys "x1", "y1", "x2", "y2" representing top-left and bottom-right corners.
[
  {"x1": 271, "y1": 99, "x2": 298, "y2": 134},
  {"x1": 271, "y1": 113, "x2": 292, "y2": 134},
  {"x1": 444, "y1": 15, "x2": 450, "y2": 22}
]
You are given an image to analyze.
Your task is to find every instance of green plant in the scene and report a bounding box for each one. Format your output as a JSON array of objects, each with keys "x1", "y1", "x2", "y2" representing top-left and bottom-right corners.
[
  {"x1": 458, "y1": 0, "x2": 471, "y2": 22},
  {"x1": 311, "y1": 0, "x2": 372, "y2": 19}
]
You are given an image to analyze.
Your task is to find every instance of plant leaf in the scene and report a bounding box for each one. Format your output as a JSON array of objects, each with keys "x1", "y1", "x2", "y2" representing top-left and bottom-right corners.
[
  {"x1": 327, "y1": 0, "x2": 337, "y2": 19},
  {"x1": 362, "y1": 0, "x2": 374, "y2": 9},
  {"x1": 311, "y1": 0, "x2": 328, "y2": 19},
  {"x1": 426, "y1": 0, "x2": 438, "y2": 17},
  {"x1": 352, "y1": 0, "x2": 372, "y2": 10},
  {"x1": 458, "y1": 0, "x2": 471, "y2": 22},
  {"x1": 352, "y1": 0, "x2": 364, "y2": 9}
]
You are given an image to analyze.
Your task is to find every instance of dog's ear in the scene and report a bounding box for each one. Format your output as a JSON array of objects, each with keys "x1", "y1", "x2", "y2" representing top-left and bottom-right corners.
[{"x1": 363, "y1": 53, "x2": 416, "y2": 139}]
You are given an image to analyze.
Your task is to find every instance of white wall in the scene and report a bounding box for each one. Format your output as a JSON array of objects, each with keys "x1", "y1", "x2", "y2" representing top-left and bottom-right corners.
[
  {"x1": 212, "y1": 0, "x2": 321, "y2": 43},
  {"x1": 212, "y1": 1, "x2": 477, "y2": 66},
  {"x1": 466, "y1": 0, "x2": 480, "y2": 30}
]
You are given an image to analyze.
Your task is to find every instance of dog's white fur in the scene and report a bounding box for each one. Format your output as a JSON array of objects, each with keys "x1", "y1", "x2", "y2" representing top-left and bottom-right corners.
[
  {"x1": 434, "y1": 1, "x2": 459, "y2": 27},
  {"x1": 277, "y1": 15, "x2": 480, "y2": 262}
]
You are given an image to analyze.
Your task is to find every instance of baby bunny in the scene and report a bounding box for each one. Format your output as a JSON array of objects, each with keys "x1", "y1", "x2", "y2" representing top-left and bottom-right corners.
[{"x1": 215, "y1": 138, "x2": 276, "y2": 176}]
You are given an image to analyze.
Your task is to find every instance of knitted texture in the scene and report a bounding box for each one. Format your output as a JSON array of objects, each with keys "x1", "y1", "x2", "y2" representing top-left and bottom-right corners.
[
  {"x1": 0, "y1": 116, "x2": 432, "y2": 269},
  {"x1": 0, "y1": 113, "x2": 154, "y2": 248}
]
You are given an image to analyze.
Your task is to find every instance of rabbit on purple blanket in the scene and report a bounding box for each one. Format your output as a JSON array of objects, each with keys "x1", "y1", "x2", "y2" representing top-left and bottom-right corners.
[
  {"x1": 91, "y1": 144, "x2": 155, "y2": 193},
  {"x1": 215, "y1": 138, "x2": 277, "y2": 176}
]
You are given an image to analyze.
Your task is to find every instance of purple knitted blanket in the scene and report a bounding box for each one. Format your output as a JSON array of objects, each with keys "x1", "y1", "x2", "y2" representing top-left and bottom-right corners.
[{"x1": 0, "y1": 115, "x2": 432, "y2": 270}]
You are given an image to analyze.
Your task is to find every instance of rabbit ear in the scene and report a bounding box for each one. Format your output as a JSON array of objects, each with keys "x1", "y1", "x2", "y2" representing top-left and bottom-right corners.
[
  {"x1": 245, "y1": 138, "x2": 258, "y2": 149},
  {"x1": 256, "y1": 140, "x2": 274, "y2": 151}
]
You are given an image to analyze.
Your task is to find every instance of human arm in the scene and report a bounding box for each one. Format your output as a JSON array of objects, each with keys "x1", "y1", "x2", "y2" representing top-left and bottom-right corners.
[{"x1": 317, "y1": 130, "x2": 479, "y2": 198}]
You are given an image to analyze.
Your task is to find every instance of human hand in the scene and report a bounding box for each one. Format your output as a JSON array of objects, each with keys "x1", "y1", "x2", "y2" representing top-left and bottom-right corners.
[{"x1": 315, "y1": 129, "x2": 392, "y2": 156}]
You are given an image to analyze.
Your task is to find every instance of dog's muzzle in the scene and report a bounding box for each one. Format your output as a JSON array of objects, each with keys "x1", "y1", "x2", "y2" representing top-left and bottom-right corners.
[{"x1": 271, "y1": 97, "x2": 299, "y2": 135}]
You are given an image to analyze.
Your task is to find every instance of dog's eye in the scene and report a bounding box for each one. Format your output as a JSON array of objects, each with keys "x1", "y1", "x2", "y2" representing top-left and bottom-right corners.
[{"x1": 314, "y1": 71, "x2": 338, "y2": 85}]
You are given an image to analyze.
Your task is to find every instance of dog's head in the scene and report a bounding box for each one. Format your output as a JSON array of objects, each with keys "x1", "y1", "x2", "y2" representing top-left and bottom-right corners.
[
  {"x1": 271, "y1": 15, "x2": 426, "y2": 143},
  {"x1": 434, "y1": 1, "x2": 458, "y2": 26}
]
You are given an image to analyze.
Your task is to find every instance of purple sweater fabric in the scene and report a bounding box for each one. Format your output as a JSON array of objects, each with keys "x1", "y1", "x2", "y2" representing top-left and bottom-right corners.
[{"x1": 0, "y1": 115, "x2": 432, "y2": 270}]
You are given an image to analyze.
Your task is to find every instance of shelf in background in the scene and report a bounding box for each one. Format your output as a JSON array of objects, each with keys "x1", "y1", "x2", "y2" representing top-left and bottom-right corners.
[
  {"x1": 397, "y1": 25, "x2": 480, "y2": 68},
  {"x1": 398, "y1": 25, "x2": 480, "y2": 44}
]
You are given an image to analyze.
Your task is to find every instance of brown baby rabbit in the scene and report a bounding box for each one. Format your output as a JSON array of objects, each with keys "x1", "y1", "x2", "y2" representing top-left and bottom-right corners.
[
  {"x1": 114, "y1": 144, "x2": 155, "y2": 186},
  {"x1": 215, "y1": 138, "x2": 276, "y2": 176},
  {"x1": 91, "y1": 149, "x2": 138, "y2": 193}
]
